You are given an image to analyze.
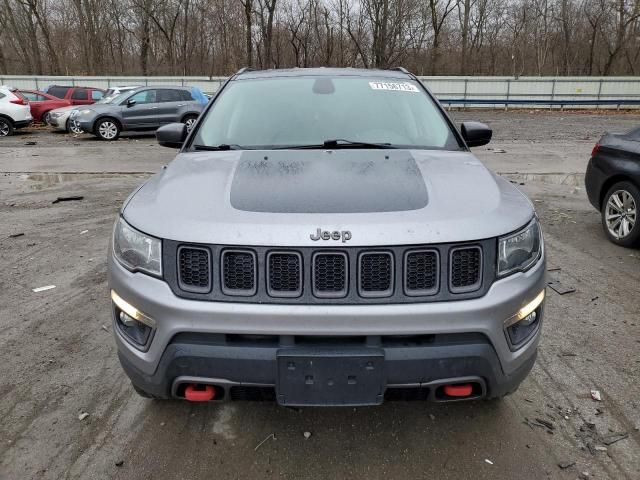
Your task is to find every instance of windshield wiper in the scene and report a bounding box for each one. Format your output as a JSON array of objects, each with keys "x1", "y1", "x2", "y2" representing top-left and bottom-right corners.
[
  {"x1": 193, "y1": 144, "x2": 243, "y2": 151},
  {"x1": 276, "y1": 139, "x2": 397, "y2": 150}
]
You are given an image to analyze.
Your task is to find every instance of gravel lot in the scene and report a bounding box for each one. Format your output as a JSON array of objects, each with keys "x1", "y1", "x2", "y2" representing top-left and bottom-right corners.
[{"x1": 1, "y1": 111, "x2": 639, "y2": 479}]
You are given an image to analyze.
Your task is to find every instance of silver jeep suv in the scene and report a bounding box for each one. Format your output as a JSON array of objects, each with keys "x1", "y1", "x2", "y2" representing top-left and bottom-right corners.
[{"x1": 108, "y1": 68, "x2": 545, "y2": 406}]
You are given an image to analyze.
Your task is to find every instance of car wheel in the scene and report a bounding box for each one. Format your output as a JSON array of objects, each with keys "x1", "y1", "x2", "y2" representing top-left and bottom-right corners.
[
  {"x1": 66, "y1": 118, "x2": 83, "y2": 134},
  {"x1": 96, "y1": 118, "x2": 120, "y2": 141},
  {"x1": 182, "y1": 114, "x2": 198, "y2": 133},
  {"x1": 0, "y1": 117, "x2": 14, "y2": 137},
  {"x1": 601, "y1": 181, "x2": 640, "y2": 247},
  {"x1": 42, "y1": 112, "x2": 51, "y2": 125}
]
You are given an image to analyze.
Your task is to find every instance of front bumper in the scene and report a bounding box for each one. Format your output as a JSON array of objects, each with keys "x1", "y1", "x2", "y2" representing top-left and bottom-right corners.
[
  {"x1": 14, "y1": 119, "x2": 32, "y2": 129},
  {"x1": 108, "y1": 253, "x2": 546, "y2": 402}
]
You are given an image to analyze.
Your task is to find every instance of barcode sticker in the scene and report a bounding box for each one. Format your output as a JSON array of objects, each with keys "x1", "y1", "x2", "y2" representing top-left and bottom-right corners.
[{"x1": 369, "y1": 82, "x2": 419, "y2": 93}]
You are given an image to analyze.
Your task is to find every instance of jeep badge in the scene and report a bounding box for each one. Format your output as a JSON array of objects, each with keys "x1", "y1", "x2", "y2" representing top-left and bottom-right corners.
[{"x1": 310, "y1": 228, "x2": 352, "y2": 243}]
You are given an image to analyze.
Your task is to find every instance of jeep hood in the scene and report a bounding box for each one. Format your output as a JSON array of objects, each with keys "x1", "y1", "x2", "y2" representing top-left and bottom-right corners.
[{"x1": 123, "y1": 149, "x2": 534, "y2": 246}]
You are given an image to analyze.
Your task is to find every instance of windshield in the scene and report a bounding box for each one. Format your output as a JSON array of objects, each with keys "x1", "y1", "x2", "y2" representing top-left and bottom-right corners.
[{"x1": 192, "y1": 76, "x2": 461, "y2": 150}]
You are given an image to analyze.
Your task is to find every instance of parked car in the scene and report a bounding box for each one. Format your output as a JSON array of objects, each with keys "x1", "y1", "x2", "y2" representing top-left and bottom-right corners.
[
  {"x1": 47, "y1": 105, "x2": 82, "y2": 133},
  {"x1": 73, "y1": 86, "x2": 205, "y2": 140},
  {"x1": 18, "y1": 89, "x2": 71, "y2": 124},
  {"x1": 45, "y1": 85, "x2": 105, "y2": 105},
  {"x1": 0, "y1": 86, "x2": 32, "y2": 136},
  {"x1": 104, "y1": 86, "x2": 141, "y2": 99},
  {"x1": 47, "y1": 90, "x2": 136, "y2": 134},
  {"x1": 108, "y1": 68, "x2": 546, "y2": 404},
  {"x1": 585, "y1": 127, "x2": 640, "y2": 247}
]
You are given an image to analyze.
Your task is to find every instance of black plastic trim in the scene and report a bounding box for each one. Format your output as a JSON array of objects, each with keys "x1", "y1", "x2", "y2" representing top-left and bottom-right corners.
[
  {"x1": 312, "y1": 251, "x2": 349, "y2": 298},
  {"x1": 220, "y1": 249, "x2": 257, "y2": 296},
  {"x1": 162, "y1": 238, "x2": 497, "y2": 305},
  {"x1": 403, "y1": 248, "x2": 440, "y2": 296},
  {"x1": 449, "y1": 245, "x2": 483, "y2": 293}
]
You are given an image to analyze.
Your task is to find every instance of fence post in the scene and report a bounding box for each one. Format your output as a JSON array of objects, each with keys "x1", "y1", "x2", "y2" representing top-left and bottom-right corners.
[
  {"x1": 551, "y1": 79, "x2": 556, "y2": 111},
  {"x1": 463, "y1": 79, "x2": 468, "y2": 110},
  {"x1": 35, "y1": 77, "x2": 39, "y2": 90},
  {"x1": 505, "y1": 79, "x2": 511, "y2": 111},
  {"x1": 597, "y1": 79, "x2": 603, "y2": 110}
]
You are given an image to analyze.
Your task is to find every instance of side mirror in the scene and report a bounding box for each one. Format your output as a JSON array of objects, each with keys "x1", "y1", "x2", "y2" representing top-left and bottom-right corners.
[
  {"x1": 156, "y1": 123, "x2": 187, "y2": 148},
  {"x1": 127, "y1": 98, "x2": 136, "y2": 107},
  {"x1": 460, "y1": 121, "x2": 492, "y2": 147}
]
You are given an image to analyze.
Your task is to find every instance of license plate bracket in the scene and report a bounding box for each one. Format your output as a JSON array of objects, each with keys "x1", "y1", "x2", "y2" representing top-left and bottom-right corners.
[{"x1": 276, "y1": 349, "x2": 385, "y2": 406}]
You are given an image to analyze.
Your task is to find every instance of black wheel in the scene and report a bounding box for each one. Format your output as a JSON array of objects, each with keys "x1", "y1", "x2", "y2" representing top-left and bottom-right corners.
[
  {"x1": 95, "y1": 118, "x2": 120, "y2": 141},
  {"x1": 601, "y1": 181, "x2": 640, "y2": 247},
  {"x1": 66, "y1": 118, "x2": 83, "y2": 134},
  {"x1": 42, "y1": 111, "x2": 52, "y2": 125},
  {"x1": 182, "y1": 114, "x2": 198, "y2": 133},
  {"x1": 0, "y1": 117, "x2": 14, "y2": 137}
]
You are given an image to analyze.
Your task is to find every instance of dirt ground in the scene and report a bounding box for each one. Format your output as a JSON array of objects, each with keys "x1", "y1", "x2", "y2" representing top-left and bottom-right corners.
[{"x1": 1, "y1": 111, "x2": 639, "y2": 480}]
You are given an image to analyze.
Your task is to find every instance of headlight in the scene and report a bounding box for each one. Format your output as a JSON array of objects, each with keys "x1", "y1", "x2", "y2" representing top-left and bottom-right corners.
[
  {"x1": 498, "y1": 218, "x2": 542, "y2": 277},
  {"x1": 113, "y1": 217, "x2": 162, "y2": 276},
  {"x1": 50, "y1": 112, "x2": 62, "y2": 118},
  {"x1": 79, "y1": 109, "x2": 92, "y2": 115}
]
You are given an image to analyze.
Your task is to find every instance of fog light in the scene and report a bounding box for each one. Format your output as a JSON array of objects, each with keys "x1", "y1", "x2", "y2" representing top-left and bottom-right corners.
[
  {"x1": 119, "y1": 311, "x2": 136, "y2": 327},
  {"x1": 507, "y1": 310, "x2": 540, "y2": 346},
  {"x1": 111, "y1": 290, "x2": 154, "y2": 347},
  {"x1": 505, "y1": 290, "x2": 545, "y2": 348}
]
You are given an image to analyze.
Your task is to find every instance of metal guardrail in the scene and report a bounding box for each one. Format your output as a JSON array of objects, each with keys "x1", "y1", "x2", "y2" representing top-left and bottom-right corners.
[{"x1": 2, "y1": 74, "x2": 640, "y2": 109}]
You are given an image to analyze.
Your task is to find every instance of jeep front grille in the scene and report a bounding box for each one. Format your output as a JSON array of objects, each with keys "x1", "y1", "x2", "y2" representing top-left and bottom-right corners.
[
  {"x1": 267, "y1": 252, "x2": 302, "y2": 297},
  {"x1": 177, "y1": 247, "x2": 211, "y2": 293},
  {"x1": 358, "y1": 252, "x2": 393, "y2": 297},
  {"x1": 404, "y1": 250, "x2": 439, "y2": 295},
  {"x1": 313, "y1": 252, "x2": 348, "y2": 298},
  {"x1": 450, "y1": 246, "x2": 482, "y2": 292},
  {"x1": 222, "y1": 250, "x2": 256, "y2": 295},
  {"x1": 168, "y1": 240, "x2": 492, "y2": 304}
]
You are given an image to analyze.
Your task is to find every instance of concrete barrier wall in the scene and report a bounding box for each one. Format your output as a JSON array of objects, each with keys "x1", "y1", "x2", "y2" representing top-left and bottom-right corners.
[{"x1": 2, "y1": 74, "x2": 639, "y2": 108}]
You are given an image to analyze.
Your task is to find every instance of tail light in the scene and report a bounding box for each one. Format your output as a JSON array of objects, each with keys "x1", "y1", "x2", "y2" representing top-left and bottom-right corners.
[
  {"x1": 10, "y1": 98, "x2": 28, "y2": 105},
  {"x1": 591, "y1": 144, "x2": 600, "y2": 157}
]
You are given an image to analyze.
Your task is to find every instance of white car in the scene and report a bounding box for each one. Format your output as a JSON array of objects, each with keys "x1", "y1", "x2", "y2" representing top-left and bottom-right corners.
[
  {"x1": 47, "y1": 105, "x2": 81, "y2": 133},
  {"x1": 0, "y1": 86, "x2": 33, "y2": 136}
]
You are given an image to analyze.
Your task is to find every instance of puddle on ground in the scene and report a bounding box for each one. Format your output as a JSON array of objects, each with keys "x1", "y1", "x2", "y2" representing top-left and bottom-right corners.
[{"x1": 17, "y1": 173, "x2": 147, "y2": 190}]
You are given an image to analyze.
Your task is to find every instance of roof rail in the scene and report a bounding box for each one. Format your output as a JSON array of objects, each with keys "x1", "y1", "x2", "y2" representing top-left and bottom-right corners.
[
  {"x1": 388, "y1": 66, "x2": 410, "y2": 74},
  {"x1": 235, "y1": 67, "x2": 257, "y2": 75}
]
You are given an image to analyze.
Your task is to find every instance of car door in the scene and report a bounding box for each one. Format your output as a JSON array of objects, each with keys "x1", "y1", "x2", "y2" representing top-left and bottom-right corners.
[
  {"x1": 120, "y1": 89, "x2": 161, "y2": 130},
  {"x1": 69, "y1": 88, "x2": 92, "y2": 105},
  {"x1": 155, "y1": 89, "x2": 187, "y2": 125}
]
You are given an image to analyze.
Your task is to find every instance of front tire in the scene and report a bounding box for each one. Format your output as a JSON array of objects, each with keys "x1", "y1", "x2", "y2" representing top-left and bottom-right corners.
[
  {"x1": 95, "y1": 118, "x2": 120, "y2": 141},
  {"x1": 182, "y1": 114, "x2": 198, "y2": 133},
  {"x1": 66, "y1": 118, "x2": 83, "y2": 134},
  {"x1": 601, "y1": 181, "x2": 640, "y2": 247},
  {"x1": 0, "y1": 117, "x2": 14, "y2": 137},
  {"x1": 42, "y1": 111, "x2": 52, "y2": 125}
]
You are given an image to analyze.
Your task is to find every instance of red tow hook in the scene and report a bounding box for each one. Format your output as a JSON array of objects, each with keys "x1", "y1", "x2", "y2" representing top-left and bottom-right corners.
[
  {"x1": 184, "y1": 384, "x2": 216, "y2": 402},
  {"x1": 443, "y1": 383, "x2": 473, "y2": 398}
]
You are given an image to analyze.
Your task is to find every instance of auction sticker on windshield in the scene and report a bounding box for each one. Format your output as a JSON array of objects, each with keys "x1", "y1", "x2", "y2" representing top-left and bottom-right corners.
[{"x1": 369, "y1": 82, "x2": 419, "y2": 92}]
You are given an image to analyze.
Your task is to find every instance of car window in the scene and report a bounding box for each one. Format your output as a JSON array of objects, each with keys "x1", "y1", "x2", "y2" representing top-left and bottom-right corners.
[
  {"x1": 0, "y1": 92, "x2": 5, "y2": 99},
  {"x1": 128, "y1": 90, "x2": 157, "y2": 104},
  {"x1": 157, "y1": 89, "x2": 183, "y2": 102},
  {"x1": 47, "y1": 86, "x2": 70, "y2": 98},
  {"x1": 91, "y1": 90, "x2": 103, "y2": 101},
  {"x1": 180, "y1": 90, "x2": 193, "y2": 101},
  {"x1": 194, "y1": 76, "x2": 460, "y2": 150},
  {"x1": 21, "y1": 92, "x2": 47, "y2": 101},
  {"x1": 71, "y1": 88, "x2": 88, "y2": 100}
]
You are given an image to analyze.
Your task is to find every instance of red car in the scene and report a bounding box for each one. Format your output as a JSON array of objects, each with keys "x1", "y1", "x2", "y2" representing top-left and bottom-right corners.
[
  {"x1": 18, "y1": 89, "x2": 72, "y2": 124},
  {"x1": 45, "y1": 85, "x2": 105, "y2": 106}
]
